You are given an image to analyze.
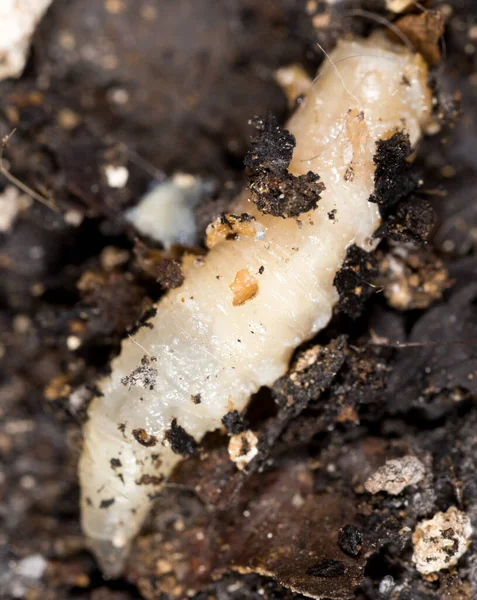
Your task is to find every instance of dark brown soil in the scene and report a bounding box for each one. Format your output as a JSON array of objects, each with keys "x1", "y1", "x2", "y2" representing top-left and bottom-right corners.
[{"x1": 1, "y1": 1, "x2": 477, "y2": 599}]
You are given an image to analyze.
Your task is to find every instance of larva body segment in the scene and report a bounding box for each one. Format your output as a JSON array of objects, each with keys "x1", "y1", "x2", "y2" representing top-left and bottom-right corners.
[{"x1": 79, "y1": 34, "x2": 432, "y2": 575}]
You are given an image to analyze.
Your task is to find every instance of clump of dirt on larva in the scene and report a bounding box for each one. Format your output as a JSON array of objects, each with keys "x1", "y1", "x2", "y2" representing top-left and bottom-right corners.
[
  {"x1": 369, "y1": 132, "x2": 419, "y2": 215},
  {"x1": 333, "y1": 245, "x2": 378, "y2": 318},
  {"x1": 165, "y1": 419, "x2": 198, "y2": 457},
  {"x1": 245, "y1": 114, "x2": 325, "y2": 218}
]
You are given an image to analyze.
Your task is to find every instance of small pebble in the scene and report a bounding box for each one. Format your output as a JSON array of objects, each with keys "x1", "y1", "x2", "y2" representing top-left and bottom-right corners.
[
  {"x1": 412, "y1": 507, "x2": 472, "y2": 575},
  {"x1": 365, "y1": 455, "x2": 425, "y2": 495},
  {"x1": 337, "y1": 524, "x2": 362, "y2": 557}
]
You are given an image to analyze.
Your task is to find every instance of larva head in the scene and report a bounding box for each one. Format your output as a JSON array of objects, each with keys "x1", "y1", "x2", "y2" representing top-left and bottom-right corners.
[{"x1": 288, "y1": 32, "x2": 433, "y2": 176}]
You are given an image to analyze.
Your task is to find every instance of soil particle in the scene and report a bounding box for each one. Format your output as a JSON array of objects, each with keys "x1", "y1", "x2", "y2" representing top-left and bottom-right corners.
[
  {"x1": 412, "y1": 507, "x2": 472, "y2": 575},
  {"x1": 369, "y1": 132, "x2": 418, "y2": 215},
  {"x1": 133, "y1": 242, "x2": 184, "y2": 290},
  {"x1": 365, "y1": 455, "x2": 426, "y2": 495},
  {"x1": 393, "y1": 10, "x2": 445, "y2": 66},
  {"x1": 164, "y1": 419, "x2": 198, "y2": 457},
  {"x1": 245, "y1": 114, "x2": 325, "y2": 218},
  {"x1": 121, "y1": 356, "x2": 158, "y2": 391},
  {"x1": 221, "y1": 410, "x2": 248, "y2": 434},
  {"x1": 378, "y1": 246, "x2": 448, "y2": 311},
  {"x1": 132, "y1": 428, "x2": 158, "y2": 448},
  {"x1": 136, "y1": 474, "x2": 164, "y2": 486},
  {"x1": 333, "y1": 245, "x2": 378, "y2": 318},
  {"x1": 375, "y1": 197, "x2": 436, "y2": 244},
  {"x1": 338, "y1": 525, "x2": 363, "y2": 557}
]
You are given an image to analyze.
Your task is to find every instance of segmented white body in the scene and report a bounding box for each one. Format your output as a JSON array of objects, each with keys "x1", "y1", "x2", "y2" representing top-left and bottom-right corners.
[{"x1": 79, "y1": 34, "x2": 432, "y2": 575}]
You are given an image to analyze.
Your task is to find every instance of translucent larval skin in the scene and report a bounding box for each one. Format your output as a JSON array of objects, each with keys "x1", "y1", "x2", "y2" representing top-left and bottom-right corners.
[{"x1": 79, "y1": 34, "x2": 432, "y2": 575}]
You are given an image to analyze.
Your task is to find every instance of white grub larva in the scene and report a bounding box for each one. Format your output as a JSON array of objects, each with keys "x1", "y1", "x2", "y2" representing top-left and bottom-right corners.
[{"x1": 79, "y1": 33, "x2": 432, "y2": 575}]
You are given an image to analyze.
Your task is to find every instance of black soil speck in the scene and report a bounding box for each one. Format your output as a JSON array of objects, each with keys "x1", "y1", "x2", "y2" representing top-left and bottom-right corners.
[
  {"x1": 338, "y1": 524, "x2": 362, "y2": 557},
  {"x1": 191, "y1": 393, "x2": 202, "y2": 404},
  {"x1": 99, "y1": 498, "x2": 115, "y2": 509},
  {"x1": 369, "y1": 131, "x2": 418, "y2": 215},
  {"x1": 307, "y1": 559, "x2": 345, "y2": 577},
  {"x1": 222, "y1": 410, "x2": 248, "y2": 434},
  {"x1": 333, "y1": 245, "x2": 378, "y2": 318},
  {"x1": 165, "y1": 419, "x2": 198, "y2": 456}
]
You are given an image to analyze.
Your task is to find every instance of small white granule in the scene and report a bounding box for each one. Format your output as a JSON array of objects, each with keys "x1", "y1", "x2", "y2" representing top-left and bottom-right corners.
[
  {"x1": 16, "y1": 554, "x2": 47, "y2": 579},
  {"x1": 104, "y1": 165, "x2": 129, "y2": 188},
  {"x1": 386, "y1": 0, "x2": 415, "y2": 12},
  {"x1": 412, "y1": 507, "x2": 472, "y2": 575},
  {"x1": 0, "y1": 0, "x2": 53, "y2": 81},
  {"x1": 125, "y1": 173, "x2": 206, "y2": 249},
  {"x1": 365, "y1": 455, "x2": 426, "y2": 495},
  {"x1": 228, "y1": 430, "x2": 259, "y2": 471}
]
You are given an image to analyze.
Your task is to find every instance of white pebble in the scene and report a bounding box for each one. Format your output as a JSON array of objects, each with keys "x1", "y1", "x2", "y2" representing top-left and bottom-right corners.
[
  {"x1": 365, "y1": 455, "x2": 426, "y2": 495},
  {"x1": 16, "y1": 554, "x2": 47, "y2": 579},
  {"x1": 228, "y1": 430, "x2": 259, "y2": 471},
  {"x1": 104, "y1": 165, "x2": 129, "y2": 188},
  {"x1": 412, "y1": 507, "x2": 472, "y2": 575}
]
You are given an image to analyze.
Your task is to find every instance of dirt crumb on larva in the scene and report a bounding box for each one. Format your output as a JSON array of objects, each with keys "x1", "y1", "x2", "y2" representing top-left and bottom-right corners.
[
  {"x1": 132, "y1": 428, "x2": 158, "y2": 447},
  {"x1": 245, "y1": 114, "x2": 325, "y2": 218},
  {"x1": 135, "y1": 474, "x2": 164, "y2": 486},
  {"x1": 164, "y1": 419, "x2": 198, "y2": 457},
  {"x1": 205, "y1": 212, "x2": 257, "y2": 248},
  {"x1": 121, "y1": 355, "x2": 158, "y2": 390},
  {"x1": 369, "y1": 131, "x2": 418, "y2": 215},
  {"x1": 191, "y1": 393, "x2": 201, "y2": 404},
  {"x1": 230, "y1": 269, "x2": 259, "y2": 306},
  {"x1": 99, "y1": 498, "x2": 115, "y2": 509}
]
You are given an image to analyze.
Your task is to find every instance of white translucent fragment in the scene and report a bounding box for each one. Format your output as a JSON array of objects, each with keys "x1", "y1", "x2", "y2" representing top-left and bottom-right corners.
[
  {"x1": 79, "y1": 34, "x2": 432, "y2": 576},
  {"x1": 125, "y1": 174, "x2": 206, "y2": 249},
  {"x1": 0, "y1": 0, "x2": 53, "y2": 81},
  {"x1": 0, "y1": 186, "x2": 31, "y2": 232},
  {"x1": 412, "y1": 507, "x2": 472, "y2": 575}
]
